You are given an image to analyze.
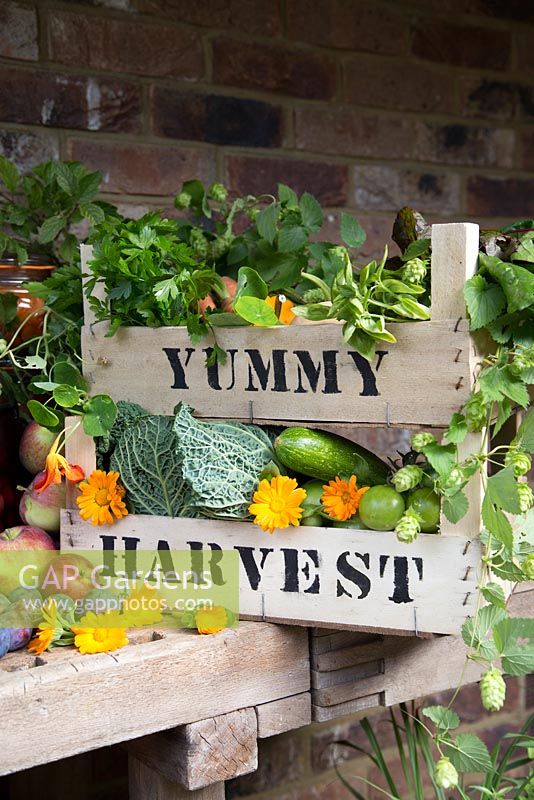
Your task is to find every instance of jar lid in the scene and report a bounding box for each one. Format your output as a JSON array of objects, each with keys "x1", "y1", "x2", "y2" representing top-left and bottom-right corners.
[{"x1": 0, "y1": 253, "x2": 56, "y2": 269}]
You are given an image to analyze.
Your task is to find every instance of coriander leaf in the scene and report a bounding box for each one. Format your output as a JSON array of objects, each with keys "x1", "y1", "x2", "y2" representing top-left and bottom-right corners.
[
  {"x1": 340, "y1": 212, "x2": 366, "y2": 249},
  {"x1": 299, "y1": 192, "x2": 323, "y2": 233},
  {"x1": 463, "y1": 274, "x2": 506, "y2": 330}
]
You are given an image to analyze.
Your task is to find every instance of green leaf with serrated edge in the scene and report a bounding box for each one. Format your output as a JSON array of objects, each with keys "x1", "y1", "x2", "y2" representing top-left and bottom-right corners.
[
  {"x1": 278, "y1": 183, "x2": 298, "y2": 207},
  {"x1": 340, "y1": 212, "x2": 366, "y2": 249},
  {"x1": 482, "y1": 494, "x2": 514, "y2": 549},
  {"x1": 481, "y1": 582, "x2": 507, "y2": 609},
  {"x1": 401, "y1": 238, "x2": 430, "y2": 262},
  {"x1": 278, "y1": 225, "x2": 308, "y2": 253},
  {"x1": 493, "y1": 397, "x2": 513, "y2": 437},
  {"x1": 421, "y1": 441, "x2": 456, "y2": 477},
  {"x1": 462, "y1": 604, "x2": 507, "y2": 655},
  {"x1": 235, "y1": 266, "x2": 268, "y2": 301},
  {"x1": 38, "y1": 214, "x2": 66, "y2": 244},
  {"x1": 499, "y1": 366, "x2": 529, "y2": 407},
  {"x1": 490, "y1": 559, "x2": 525, "y2": 582},
  {"x1": 486, "y1": 467, "x2": 521, "y2": 514},
  {"x1": 256, "y1": 203, "x2": 279, "y2": 245},
  {"x1": 480, "y1": 253, "x2": 534, "y2": 314},
  {"x1": 463, "y1": 274, "x2": 506, "y2": 330},
  {"x1": 421, "y1": 706, "x2": 460, "y2": 731},
  {"x1": 511, "y1": 234, "x2": 534, "y2": 263},
  {"x1": 443, "y1": 490, "x2": 469, "y2": 523},
  {"x1": 516, "y1": 407, "x2": 534, "y2": 453},
  {"x1": 0, "y1": 156, "x2": 19, "y2": 191},
  {"x1": 27, "y1": 400, "x2": 60, "y2": 429},
  {"x1": 444, "y1": 733, "x2": 492, "y2": 774},
  {"x1": 479, "y1": 366, "x2": 505, "y2": 403},
  {"x1": 493, "y1": 618, "x2": 534, "y2": 676},
  {"x1": 53, "y1": 384, "x2": 81, "y2": 409},
  {"x1": 299, "y1": 192, "x2": 323, "y2": 233},
  {"x1": 444, "y1": 412, "x2": 468, "y2": 444},
  {"x1": 234, "y1": 296, "x2": 279, "y2": 327}
]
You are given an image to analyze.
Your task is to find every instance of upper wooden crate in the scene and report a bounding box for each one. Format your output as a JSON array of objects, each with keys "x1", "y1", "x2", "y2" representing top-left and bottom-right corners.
[{"x1": 80, "y1": 223, "x2": 480, "y2": 428}]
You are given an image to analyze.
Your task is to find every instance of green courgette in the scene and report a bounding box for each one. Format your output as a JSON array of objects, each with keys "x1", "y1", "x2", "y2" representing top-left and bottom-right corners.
[{"x1": 274, "y1": 427, "x2": 390, "y2": 485}]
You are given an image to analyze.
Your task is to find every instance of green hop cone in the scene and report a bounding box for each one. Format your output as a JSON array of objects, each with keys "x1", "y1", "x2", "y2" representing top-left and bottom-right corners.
[
  {"x1": 248, "y1": 207, "x2": 260, "y2": 221},
  {"x1": 522, "y1": 554, "x2": 534, "y2": 581},
  {"x1": 303, "y1": 287, "x2": 327, "y2": 304},
  {"x1": 465, "y1": 392, "x2": 488, "y2": 432},
  {"x1": 504, "y1": 449, "x2": 532, "y2": 477},
  {"x1": 434, "y1": 757, "x2": 458, "y2": 790},
  {"x1": 189, "y1": 229, "x2": 209, "y2": 258},
  {"x1": 175, "y1": 191, "x2": 191, "y2": 209},
  {"x1": 480, "y1": 667, "x2": 506, "y2": 712},
  {"x1": 209, "y1": 182, "x2": 228, "y2": 203},
  {"x1": 209, "y1": 234, "x2": 234, "y2": 260},
  {"x1": 393, "y1": 465, "x2": 423, "y2": 493},
  {"x1": 402, "y1": 257, "x2": 427, "y2": 284},
  {"x1": 395, "y1": 510, "x2": 421, "y2": 543},
  {"x1": 411, "y1": 432, "x2": 436, "y2": 453},
  {"x1": 518, "y1": 483, "x2": 534, "y2": 514}
]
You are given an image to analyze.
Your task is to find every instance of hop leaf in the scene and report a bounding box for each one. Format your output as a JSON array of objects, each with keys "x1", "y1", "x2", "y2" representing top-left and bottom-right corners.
[
  {"x1": 480, "y1": 667, "x2": 506, "y2": 712},
  {"x1": 395, "y1": 510, "x2": 421, "y2": 543},
  {"x1": 518, "y1": 483, "x2": 534, "y2": 513},
  {"x1": 522, "y1": 554, "x2": 534, "y2": 581},
  {"x1": 393, "y1": 465, "x2": 423, "y2": 493},
  {"x1": 411, "y1": 432, "x2": 436, "y2": 452},
  {"x1": 504, "y1": 449, "x2": 532, "y2": 477},
  {"x1": 434, "y1": 757, "x2": 458, "y2": 789}
]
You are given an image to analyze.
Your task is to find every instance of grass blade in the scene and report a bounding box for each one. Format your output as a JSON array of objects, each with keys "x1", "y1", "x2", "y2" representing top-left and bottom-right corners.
[{"x1": 361, "y1": 717, "x2": 401, "y2": 798}]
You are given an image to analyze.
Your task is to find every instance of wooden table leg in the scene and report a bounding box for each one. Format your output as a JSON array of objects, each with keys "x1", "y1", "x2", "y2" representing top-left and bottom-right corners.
[{"x1": 129, "y1": 756, "x2": 224, "y2": 799}]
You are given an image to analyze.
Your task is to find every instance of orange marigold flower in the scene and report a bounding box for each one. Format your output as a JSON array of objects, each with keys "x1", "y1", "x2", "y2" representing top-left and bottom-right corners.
[
  {"x1": 27, "y1": 627, "x2": 56, "y2": 656},
  {"x1": 249, "y1": 475, "x2": 306, "y2": 534},
  {"x1": 196, "y1": 605, "x2": 228, "y2": 635},
  {"x1": 266, "y1": 294, "x2": 295, "y2": 325},
  {"x1": 35, "y1": 432, "x2": 85, "y2": 493},
  {"x1": 321, "y1": 476, "x2": 370, "y2": 521},
  {"x1": 76, "y1": 469, "x2": 128, "y2": 526}
]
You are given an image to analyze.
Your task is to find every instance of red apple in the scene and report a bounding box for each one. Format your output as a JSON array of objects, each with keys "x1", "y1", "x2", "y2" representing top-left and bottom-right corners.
[
  {"x1": 0, "y1": 525, "x2": 56, "y2": 551},
  {"x1": 19, "y1": 471, "x2": 66, "y2": 533},
  {"x1": 18, "y1": 422, "x2": 56, "y2": 476},
  {"x1": 0, "y1": 525, "x2": 57, "y2": 595},
  {"x1": 42, "y1": 554, "x2": 101, "y2": 600}
]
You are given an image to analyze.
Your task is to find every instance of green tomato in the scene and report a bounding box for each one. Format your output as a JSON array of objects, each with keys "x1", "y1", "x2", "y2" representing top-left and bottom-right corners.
[
  {"x1": 407, "y1": 487, "x2": 440, "y2": 533},
  {"x1": 332, "y1": 514, "x2": 368, "y2": 530},
  {"x1": 359, "y1": 486, "x2": 405, "y2": 531},
  {"x1": 301, "y1": 512, "x2": 329, "y2": 527},
  {"x1": 421, "y1": 467, "x2": 438, "y2": 489}
]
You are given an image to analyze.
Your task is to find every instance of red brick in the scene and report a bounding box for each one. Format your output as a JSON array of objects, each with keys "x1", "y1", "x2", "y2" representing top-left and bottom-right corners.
[
  {"x1": 411, "y1": 19, "x2": 511, "y2": 70},
  {"x1": 66, "y1": 139, "x2": 216, "y2": 195},
  {"x1": 353, "y1": 165, "x2": 461, "y2": 215},
  {"x1": 295, "y1": 107, "x2": 415, "y2": 161},
  {"x1": 276, "y1": 779, "x2": 355, "y2": 800},
  {"x1": 415, "y1": 122, "x2": 515, "y2": 168},
  {"x1": 48, "y1": 11, "x2": 203, "y2": 80},
  {"x1": 286, "y1": 0, "x2": 408, "y2": 55},
  {"x1": 226, "y1": 732, "x2": 306, "y2": 797},
  {"x1": 138, "y1": 0, "x2": 280, "y2": 36},
  {"x1": 467, "y1": 176, "x2": 534, "y2": 217},
  {"x1": 344, "y1": 54, "x2": 456, "y2": 115},
  {"x1": 0, "y1": 129, "x2": 59, "y2": 171},
  {"x1": 151, "y1": 88, "x2": 283, "y2": 147},
  {"x1": 461, "y1": 78, "x2": 534, "y2": 121},
  {"x1": 517, "y1": 31, "x2": 534, "y2": 74},
  {"x1": 311, "y1": 708, "x2": 396, "y2": 773},
  {"x1": 0, "y1": 1, "x2": 38, "y2": 60},
  {"x1": 527, "y1": 673, "x2": 534, "y2": 707},
  {"x1": 0, "y1": 66, "x2": 141, "y2": 132},
  {"x1": 225, "y1": 155, "x2": 348, "y2": 206},
  {"x1": 212, "y1": 38, "x2": 336, "y2": 100}
]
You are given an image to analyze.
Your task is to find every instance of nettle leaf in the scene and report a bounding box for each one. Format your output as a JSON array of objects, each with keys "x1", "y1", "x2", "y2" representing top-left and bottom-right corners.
[
  {"x1": 421, "y1": 705, "x2": 460, "y2": 731},
  {"x1": 481, "y1": 582, "x2": 507, "y2": 609},
  {"x1": 299, "y1": 192, "x2": 323, "y2": 233},
  {"x1": 444, "y1": 412, "x2": 468, "y2": 444},
  {"x1": 493, "y1": 617, "x2": 534, "y2": 676},
  {"x1": 464, "y1": 274, "x2": 506, "y2": 330},
  {"x1": 278, "y1": 183, "x2": 298, "y2": 207},
  {"x1": 0, "y1": 155, "x2": 19, "y2": 191},
  {"x1": 256, "y1": 203, "x2": 279, "y2": 245},
  {"x1": 234, "y1": 296, "x2": 279, "y2": 327},
  {"x1": 340, "y1": 212, "x2": 366, "y2": 249},
  {"x1": 443, "y1": 490, "x2": 469, "y2": 523},
  {"x1": 516, "y1": 407, "x2": 534, "y2": 453},
  {"x1": 278, "y1": 224, "x2": 308, "y2": 253},
  {"x1": 421, "y1": 441, "x2": 457, "y2": 477},
  {"x1": 444, "y1": 733, "x2": 492, "y2": 774},
  {"x1": 38, "y1": 214, "x2": 66, "y2": 244}
]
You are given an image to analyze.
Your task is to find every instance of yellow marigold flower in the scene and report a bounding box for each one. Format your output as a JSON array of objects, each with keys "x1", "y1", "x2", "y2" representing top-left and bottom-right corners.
[
  {"x1": 27, "y1": 627, "x2": 56, "y2": 656},
  {"x1": 249, "y1": 475, "x2": 306, "y2": 534},
  {"x1": 321, "y1": 476, "x2": 369, "y2": 521},
  {"x1": 266, "y1": 294, "x2": 295, "y2": 324},
  {"x1": 72, "y1": 612, "x2": 128, "y2": 654},
  {"x1": 196, "y1": 605, "x2": 228, "y2": 635},
  {"x1": 122, "y1": 583, "x2": 163, "y2": 628},
  {"x1": 77, "y1": 469, "x2": 128, "y2": 526}
]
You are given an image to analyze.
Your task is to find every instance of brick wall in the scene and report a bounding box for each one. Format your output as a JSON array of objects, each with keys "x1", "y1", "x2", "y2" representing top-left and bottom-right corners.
[
  {"x1": 0, "y1": 1, "x2": 533, "y2": 797},
  {"x1": 1, "y1": 0, "x2": 533, "y2": 259}
]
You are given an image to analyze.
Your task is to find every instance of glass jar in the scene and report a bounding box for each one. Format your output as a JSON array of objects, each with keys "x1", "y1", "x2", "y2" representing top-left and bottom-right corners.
[{"x1": 0, "y1": 254, "x2": 55, "y2": 345}]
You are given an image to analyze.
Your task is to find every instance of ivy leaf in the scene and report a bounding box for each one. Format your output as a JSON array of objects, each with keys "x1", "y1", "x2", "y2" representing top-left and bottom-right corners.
[
  {"x1": 27, "y1": 400, "x2": 60, "y2": 429},
  {"x1": 299, "y1": 192, "x2": 323, "y2": 233},
  {"x1": 38, "y1": 214, "x2": 66, "y2": 244},
  {"x1": 463, "y1": 274, "x2": 506, "y2": 330},
  {"x1": 421, "y1": 705, "x2": 460, "y2": 731},
  {"x1": 444, "y1": 412, "x2": 468, "y2": 444},
  {"x1": 516, "y1": 407, "x2": 534, "y2": 453},
  {"x1": 421, "y1": 441, "x2": 457, "y2": 477},
  {"x1": 256, "y1": 203, "x2": 279, "y2": 245},
  {"x1": 443, "y1": 490, "x2": 469, "y2": 523},
  {"x1": 340, "y1": 212, "x2": 366, "y2": 249},
  {"x1": 444, "y1": 733, "x2": 492, "y2": 774},
  {"x1": 0, "y1": 155, "x2": 19, "y2": 191},
  {"x1": 278, "y1": 225, "x2": 308, "y2": 253},
  {"x1": 234, "y1": 296, "x2": 279, "y2": 327},
  {"x1": 481, "y1": 582, "x2": 507, "y2": 609}
]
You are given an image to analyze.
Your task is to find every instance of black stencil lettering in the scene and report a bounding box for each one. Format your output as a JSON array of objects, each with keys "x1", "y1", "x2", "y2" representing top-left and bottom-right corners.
[
  {"x1": 280, "y1": 549, "x2": 320, "y2": 593},
  {"x1": 147, "y1": 541, "x2": 176, "y2": 582},
  {"x1": 375, "y1": 350, "x2": 388, "y2": 371},
  {"x1": 347, "y1": 351, "x2": 380, "y2": 396},
  {"x1": 100, "y1": 536, "x2": 118, "y2": 578},
  {"x1": 323, "y1": 350, "x2": 341, "y2": 394},
  {"x1": 203, "y1": 348, "x2": 222, "y2": 390},
  {"x1": 163, "y1": 347, "x2": 195, "y2": 390},
  {"x1": 207, "y1": 542, "x2": 225, "y2": 586},
  {"x1": 379, "y1": 555, "x2": 390, "y2": 577},
  {"x1": 124, "y1": 536, "x2": 141, "y2": 578},
  {"x1": 336, "y1": 552, "x2": 371, "y2": 599},
  {"x1": 389, "y1": 556, "x2": 413, "y2": 604},
  {"x1": 225, "y1": 349, "x2": 238, "y2": 391},
  {"x1": 234, "y1": 546, "x2": 274, "y2": 591},
  {"x1": 245, "y1": 349, "x2": 288, "y2": 392},
  {"x1": 412, "y1": 557, "x2": 423, "y2": 581},
  {"x1": 303, "y1": 549, "x2": 320, "y2": 594},
  {"x1": 294, "y1": 351, "x2": 321, "y2": 393}
]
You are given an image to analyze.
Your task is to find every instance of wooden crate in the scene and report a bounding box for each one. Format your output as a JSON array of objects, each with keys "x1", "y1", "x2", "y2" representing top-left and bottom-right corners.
[{"x1": 80, "y1": 223, "x2": 480, "y2": 428}]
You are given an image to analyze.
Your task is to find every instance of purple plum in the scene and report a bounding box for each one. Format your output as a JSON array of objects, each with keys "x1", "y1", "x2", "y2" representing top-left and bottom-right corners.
[
  {"x1": 8, "y1": 627, "x2": 31, "y2": 651},
  {"x1": 0, "y1": 629, "x2": 10, "y2": 657}
]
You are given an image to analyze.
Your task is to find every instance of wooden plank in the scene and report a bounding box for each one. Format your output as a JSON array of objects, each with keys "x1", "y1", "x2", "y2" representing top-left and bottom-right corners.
[
  {"x1": 126, "y1": 709, "x2": 258, "y2": 790},
  {"x1": 0, "y1": 622, "x2": 309, "y2": 776},
  {"x1": 64, "y1": 416, "x2": 96, "y2": 509},
  {"x1": 129, "y1": 757, "x2": 224, "y2": 800},
  {"x1": 311, "y1": 659, "x2": 383, "y2": 689},
  {"x1": 255, "y1": 692, "x2": 311, "y2": 738},
  {"x1": 310, "y1": 631, "x2": 379, "y2": 655},
  {"x1": 313, "y1": 693, "x2": 383, "y2": 723},
  {"x1": 80, "y1": 317, "x2": 472, "y2": 427},
  {"x1": 61, "y1": 510, "x2": 482, "y2": 636},
  {"x1": 431, "y1": 222, "x2": 479, "y2": 321}
]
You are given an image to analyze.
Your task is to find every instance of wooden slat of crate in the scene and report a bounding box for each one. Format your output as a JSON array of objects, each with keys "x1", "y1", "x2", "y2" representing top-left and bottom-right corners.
[
  {"x1": 61, "y1": 510, "x2": 482, "y2": 637},
  {"x1": 0, "y1": 622, "x2": 309, "y2": 776}
]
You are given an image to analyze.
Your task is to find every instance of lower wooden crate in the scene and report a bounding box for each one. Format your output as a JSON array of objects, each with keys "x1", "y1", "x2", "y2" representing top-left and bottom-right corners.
[{"x1": 61, "y1": 509, "x2": 481, "y2": 637}]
